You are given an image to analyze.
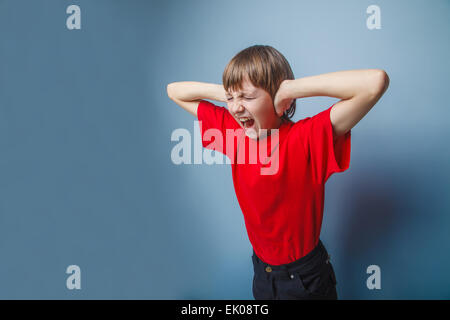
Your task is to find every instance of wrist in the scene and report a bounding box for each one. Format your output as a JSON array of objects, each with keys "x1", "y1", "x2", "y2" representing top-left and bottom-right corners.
[
  {"x1": 217, "y1": 84, "x2": 228, "y2": 103},
  {"x1": 279, "y1": 79, "x2": 294, "y2": 100}
]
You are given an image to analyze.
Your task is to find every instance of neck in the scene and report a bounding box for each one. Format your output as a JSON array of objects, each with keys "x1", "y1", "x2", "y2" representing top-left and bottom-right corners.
[
  {"x1": 263, "y1": 117, "x2": 285, "y2": 139},
  {"x1": 275, "y1": 116, "x2": 285, "y2": 129}
]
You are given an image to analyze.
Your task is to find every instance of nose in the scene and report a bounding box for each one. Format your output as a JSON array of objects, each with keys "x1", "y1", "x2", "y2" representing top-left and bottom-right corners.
[{"x1": 229, "y1": 101, "x2": 244, "y2": 114}]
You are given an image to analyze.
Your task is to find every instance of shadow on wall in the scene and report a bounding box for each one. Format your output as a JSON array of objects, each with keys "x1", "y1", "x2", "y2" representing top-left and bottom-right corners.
[{"x1": 338, "y1": 165, "x2": 418, "y2": 299}]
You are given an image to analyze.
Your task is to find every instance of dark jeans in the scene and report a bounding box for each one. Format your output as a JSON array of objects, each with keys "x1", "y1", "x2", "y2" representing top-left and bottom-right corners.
[{"x1": 251, "y1": 239, "x2": 338, "y2": 300}]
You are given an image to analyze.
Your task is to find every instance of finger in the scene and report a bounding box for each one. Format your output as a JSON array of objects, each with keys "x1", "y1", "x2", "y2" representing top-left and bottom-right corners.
[
  {"x1": 274, "y1": 103, "x2": 281, "y2": 117},
  {"x1": 276, "y1": 107, "x2": 283, "y2": 117},
  {"x1": 279, "y1": 104, "x2": 288, "y2": 117}
]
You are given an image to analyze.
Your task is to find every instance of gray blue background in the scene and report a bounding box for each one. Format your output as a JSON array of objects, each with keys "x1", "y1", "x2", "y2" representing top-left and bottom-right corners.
[{"x1": 0, "y1": 0, "x2": 449, "y2": 299}]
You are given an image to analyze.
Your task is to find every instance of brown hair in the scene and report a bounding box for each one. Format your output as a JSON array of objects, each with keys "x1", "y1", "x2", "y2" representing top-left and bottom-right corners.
[{"x1": 222, "y1": 45, "x2": 296, "y2": 120}]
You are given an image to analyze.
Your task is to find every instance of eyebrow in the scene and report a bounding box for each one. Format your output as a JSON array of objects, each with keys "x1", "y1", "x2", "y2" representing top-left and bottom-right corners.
[{"x1": 226, "y1": 90, "x2": 256, "y2": 96}]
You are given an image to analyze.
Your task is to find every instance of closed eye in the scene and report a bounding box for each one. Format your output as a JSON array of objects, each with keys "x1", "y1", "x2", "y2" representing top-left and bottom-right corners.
[{"x1": 227, "y1": 97, "x2": 254, "y2": 100}]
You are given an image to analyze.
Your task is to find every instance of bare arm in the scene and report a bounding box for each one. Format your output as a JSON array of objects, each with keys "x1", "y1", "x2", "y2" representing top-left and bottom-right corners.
[
  {"x1": 274, "y1": 69, "x2": 390, "y2": 137},
  {"x1": 166, "y1": 81, "x2": 227, "y2": 117}
]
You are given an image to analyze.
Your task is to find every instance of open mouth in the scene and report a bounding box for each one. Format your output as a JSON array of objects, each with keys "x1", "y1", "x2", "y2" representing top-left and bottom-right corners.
[{"x1": 239, "y1": 117, "x2": 255, "y2": 129}]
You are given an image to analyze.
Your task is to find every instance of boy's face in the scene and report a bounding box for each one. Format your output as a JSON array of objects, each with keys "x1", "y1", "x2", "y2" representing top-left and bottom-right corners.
[{"x1": 225, "y1": 75, "x2": 283, "y2": 140}]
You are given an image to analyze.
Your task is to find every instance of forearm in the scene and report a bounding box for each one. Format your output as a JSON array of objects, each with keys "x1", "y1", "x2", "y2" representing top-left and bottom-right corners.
[
  {"x1": 167, "y1": 81, "x2": 227, "y2": 103},
  {"x1": 281, "y1": 69, "x2": 387, "y2": 101}
]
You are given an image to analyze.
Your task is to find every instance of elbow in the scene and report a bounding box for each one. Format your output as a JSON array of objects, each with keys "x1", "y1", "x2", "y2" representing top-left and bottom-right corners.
[
  {"x1": 167, "y1": 82, "x2": 174, "y2": 99},
  {"x1": 369, "y1": 69, "x2": 390, "y2": 97},
  {"x1": 167, "y1": 82, "x2": 183, "y2": 101},
  {"x1": 377, "y1": 69, "x2": 390, "y2": 93}
]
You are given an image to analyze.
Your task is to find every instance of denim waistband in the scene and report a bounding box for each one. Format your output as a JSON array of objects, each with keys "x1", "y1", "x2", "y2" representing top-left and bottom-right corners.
[{"x1": 252, "y1": 239, "x2": 331, "y2": 280}]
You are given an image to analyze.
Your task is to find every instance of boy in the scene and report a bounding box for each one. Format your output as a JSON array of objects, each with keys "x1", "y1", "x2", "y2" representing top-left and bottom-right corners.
[{"x1": 167, "y1": 45, "x2": 389, "y2": 300}]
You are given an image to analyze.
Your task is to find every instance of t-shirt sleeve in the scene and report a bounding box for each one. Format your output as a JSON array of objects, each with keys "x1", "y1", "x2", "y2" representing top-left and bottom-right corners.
[
  {"x1": 196, "y1": 99, "x2": 240, "y2": 157},
  {"x1": 300, "y1": 104, "x2": 351, "y2": 184}
]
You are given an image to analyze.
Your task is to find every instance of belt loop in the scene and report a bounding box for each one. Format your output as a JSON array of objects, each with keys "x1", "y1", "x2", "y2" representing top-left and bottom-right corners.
[{"x1": 281, "y1": 265, "x2": 290, "y2": 278}]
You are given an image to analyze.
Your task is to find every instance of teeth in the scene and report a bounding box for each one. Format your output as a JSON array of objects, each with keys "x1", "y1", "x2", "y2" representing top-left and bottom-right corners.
[{"x1": 239, "y1": 117, "x2": 252, "y2": 122}]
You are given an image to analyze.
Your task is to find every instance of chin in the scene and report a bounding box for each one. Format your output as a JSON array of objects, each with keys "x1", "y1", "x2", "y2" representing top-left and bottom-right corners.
[
  {"x1": 245, "y1": 128, "x2": 259, "y2": 140},
  {"x1": 246, "y1": 133, "x2": 258, "y2": 140}
]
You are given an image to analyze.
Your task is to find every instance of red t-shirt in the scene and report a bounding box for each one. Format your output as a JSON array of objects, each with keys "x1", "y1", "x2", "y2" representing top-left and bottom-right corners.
[{"x1": 197, "y1": 99, "x2": 351, "y2": 265}]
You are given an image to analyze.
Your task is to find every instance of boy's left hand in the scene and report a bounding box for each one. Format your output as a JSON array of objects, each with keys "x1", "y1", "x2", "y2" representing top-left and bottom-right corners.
[{"x1": 274, "y1": 80, "x2": 294, "y2": 117}]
